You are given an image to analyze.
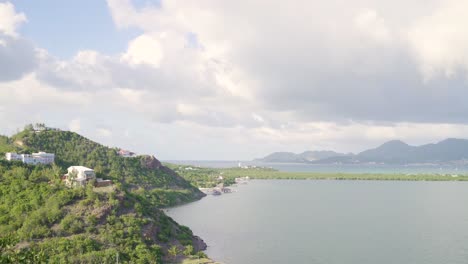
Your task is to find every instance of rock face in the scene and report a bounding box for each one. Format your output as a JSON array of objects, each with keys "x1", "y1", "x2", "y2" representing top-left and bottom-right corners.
[
  {"x1": 193, "y1": 236, "x2": 208, "y2": 251},
  {"x1": 140, "y1": 155, "x2": 162, "y2": 170}
]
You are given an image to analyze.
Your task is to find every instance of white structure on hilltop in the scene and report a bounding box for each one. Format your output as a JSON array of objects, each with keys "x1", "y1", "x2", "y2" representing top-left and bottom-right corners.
[
  {"x1": 5, "y1": 152, "x2": 55, "y2": 165},
  {"x1": 118, "y1": 149, "x2": 137, "y2": 158},
  {"x1": 65, "y1": 166, "x2": 96, "y2": 187}
]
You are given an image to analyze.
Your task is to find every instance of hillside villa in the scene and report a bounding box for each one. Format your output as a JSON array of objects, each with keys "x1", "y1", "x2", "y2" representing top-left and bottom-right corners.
[
  {"x1": 5, "y1": 152, "x2": 55, "y2": 165},
  {"x1": 64, "y1": 166, "x2": 112, "y2": 188},
  {"x1": 118, "y1": 149, "x2": 137, "y2": 158}
]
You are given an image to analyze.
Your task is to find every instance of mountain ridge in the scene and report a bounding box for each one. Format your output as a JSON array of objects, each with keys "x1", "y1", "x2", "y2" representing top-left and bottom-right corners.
[
  {"x1": 255, "y1": 150, "x2": 350, "y2": 163},
  {"x1": 257, "y1": 138, "x2": 468, "y2": 164}
]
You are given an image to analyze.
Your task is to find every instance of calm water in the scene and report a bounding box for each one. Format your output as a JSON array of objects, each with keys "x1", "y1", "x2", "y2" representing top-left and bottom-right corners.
[
  {"x1": 167, "y1": 180, "x2": 468, "y2": 264},
  {"x1": 166, "y1": 160, "x2": 468, "y2": 174}
]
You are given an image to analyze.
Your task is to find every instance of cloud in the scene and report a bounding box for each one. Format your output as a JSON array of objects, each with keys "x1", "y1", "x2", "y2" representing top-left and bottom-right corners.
[
  {"x1": 408, "y1": 0, "x2": 468, "y2": 80},
  {"x1": 106, "y1": 0, "x2": 468, "y2": 127},
  {"x1": 0, "y1": 3, "x2": 37, "y2": 81},
  {"x1": 3, "y1": 0, "x2": 468, "y2": 160},
  {"x1": 122, "y1": 34, "x2": 164, "y2": 67},
  {"x1": 68, "y1": 119, "x2": 81, "y2": 132},
  {"x1": 0, "y1": 2, "x2": 26, "y2": 37},
  {"x1": 24, "y1": 0, "x2": 467, "y2": 137},
  {"x1": 354, "y1": 9, "x2": 392, "y2": 44},
  {"x1": 0, "y1": 35, "x2": 38, "y2": 81},
  {"x1": 97, "y1": 128, "x2": 112, "y2": 137}
]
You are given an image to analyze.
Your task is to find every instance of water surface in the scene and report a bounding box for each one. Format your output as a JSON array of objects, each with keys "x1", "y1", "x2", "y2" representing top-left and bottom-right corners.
[
  {"x1": 168, "y1": 180, "x2": 468, "y2": 264},
  {"x1": 166, "y1": 160, "x2": 468, "y2": 174}
]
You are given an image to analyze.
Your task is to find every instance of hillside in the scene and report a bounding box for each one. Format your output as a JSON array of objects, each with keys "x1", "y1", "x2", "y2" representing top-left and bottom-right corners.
[{"x1": 0, "y1": 126, "x2": 207, "y2": 263}]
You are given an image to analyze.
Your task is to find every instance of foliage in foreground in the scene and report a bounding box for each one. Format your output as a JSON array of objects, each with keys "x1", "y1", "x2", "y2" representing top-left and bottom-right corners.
[{"x1": 0, "y1": 127, "x2": 207, "y2": 263}]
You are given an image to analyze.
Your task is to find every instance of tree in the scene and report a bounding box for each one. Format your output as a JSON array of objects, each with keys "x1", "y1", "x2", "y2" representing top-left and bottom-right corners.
[
  {"x1": 168, "y1": 245, "x2": 179, "y2": 260},
  {"x1": 52, "y1": 163, "x2": 62, "y2": 180},
  {"x1": 24, "y1": 124, "x2": 34, "y2": 131},
  {"x1": 68, "y1": 169, "x2": 78, "y2": 186},
  {"x1": 196, "y1": 251, "x2": 207, "y2": 259},
  {"x1": 183, "y1": 245, "x2": 194, "y2": 257}
]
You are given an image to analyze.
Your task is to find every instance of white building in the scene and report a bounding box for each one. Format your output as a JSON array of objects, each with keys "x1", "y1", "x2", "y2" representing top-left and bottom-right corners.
[
  {"x1": 33, "y1": 152, "x2": 55, "y2": 164},
  {"x1": 5, "y1": 152, "x2": 21, "y2": 161},
  {"x1": 65, "y1": 166, "x2": 96, "y2": 187},
  {"x1": 118, "y1": 149, "x2": 137, "y2": 158},
  {"x1": 5, "y1": 152, "x2": 55, "y2": 165}
]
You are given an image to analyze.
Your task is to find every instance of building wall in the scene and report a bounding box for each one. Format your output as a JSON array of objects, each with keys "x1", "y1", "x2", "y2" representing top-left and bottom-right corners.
[
  {"x1": 67, "y1": 166, "x2": 96, "y2": 180},
  {"x1": 5, "y1": 153, "x2": 21, "y2": 161},
  {"x1": 6, "y1": 152, "x2": 55, "y2": 165}
]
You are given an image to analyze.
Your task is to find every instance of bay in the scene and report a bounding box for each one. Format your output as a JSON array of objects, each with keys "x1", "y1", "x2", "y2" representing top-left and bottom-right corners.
[
  {"x1": 167, "y1": 180, "x2": 468, "y2": 264},
  {"x1": 166, "y1": 160, "x2": 468, "y2": 174}
]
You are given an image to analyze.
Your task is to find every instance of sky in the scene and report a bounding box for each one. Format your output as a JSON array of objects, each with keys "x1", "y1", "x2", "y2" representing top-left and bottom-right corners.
[{"x1": 1, "y1": 0, "x2": 468, "y2": 160}]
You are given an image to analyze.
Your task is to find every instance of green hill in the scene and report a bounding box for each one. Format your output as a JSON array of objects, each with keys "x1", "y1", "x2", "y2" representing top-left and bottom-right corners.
[{"x1": 0, "y1": 126, "x2": 207, "y2": 263}]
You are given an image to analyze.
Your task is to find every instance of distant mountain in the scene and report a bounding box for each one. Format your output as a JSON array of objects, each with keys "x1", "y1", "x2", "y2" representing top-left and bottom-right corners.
[
  {"x1": 259, "y1": 138, "x2": 468, "y2": 165},
  {"x1": 256, "y1": 152, "x2": 303, "y2": 163},
  {"x1": 256, "y1": 150, "x2": 349, "y2": 163},
  {"x1": 356, "y1": 140, "x2": 414, "y2": 164},
  {"x1": 313, "y1": 138, "x2": 468, "y2": 164}
]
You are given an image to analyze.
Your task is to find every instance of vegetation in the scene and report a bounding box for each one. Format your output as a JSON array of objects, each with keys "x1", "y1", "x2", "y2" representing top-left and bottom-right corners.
[
  {"x1": 0, "y1": 125, "x2": 207, "y2": 263},
  {"x1": 0, "y1": 135, "x2": 17, "y2": 154},
  {"x1": 11, "y1": 127, "x2": 203, "y2": 207},
  {"x1": 220, "y1": 168, "x2": 468, "y2": 181},
  {"x1": 165, "y1": 165, "x2": 227, "y2": 188},
  {"x1": 169, "y1": 164, "x2": 468, "y2": 188}
]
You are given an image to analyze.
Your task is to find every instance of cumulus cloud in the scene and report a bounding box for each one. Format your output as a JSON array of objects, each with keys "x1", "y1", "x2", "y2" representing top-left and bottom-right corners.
[
  {"x1": 0, "y1": 36, "x2": 37, "y2": 81},
  {"x1": 3, "y1": 0, "x2": 468, "y2": 159},
  {"x1": 104, "y1": 0, "x2": 468, "y2": 126},
  {"x1": 408, "y1": 0, "x2": 468, "y2": 80},
  {"x1": 0, "y1": 3, "x2": 37, "y2": 81},
  {"x1": 0, "y1": 2, "x2": 26, "y2": 37},
  {"x1": 122, "y1": 34, "x2": 164, "y2": 67}
]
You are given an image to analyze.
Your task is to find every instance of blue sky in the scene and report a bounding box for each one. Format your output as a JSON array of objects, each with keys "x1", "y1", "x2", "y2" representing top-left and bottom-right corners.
[{"x1": 11, "y1": 0, "x2": 144, "y2": 58}]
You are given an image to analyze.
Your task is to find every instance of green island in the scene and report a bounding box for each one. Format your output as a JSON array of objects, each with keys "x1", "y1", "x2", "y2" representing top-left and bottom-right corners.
[
  {"x1": 168, "y1": 164, "x2": 468, "y2": 189},
  {"x1": 0, "y1": 125, "x2": 218, "y2": 264}
]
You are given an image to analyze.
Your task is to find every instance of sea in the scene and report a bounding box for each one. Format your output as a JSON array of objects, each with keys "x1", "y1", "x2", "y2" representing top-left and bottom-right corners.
[
  {"x1": 166, "y1": 161, "x2": 468, "y2": 264},
  {"x1": 166, "y1": 160, "x2": 468, "y2": 174}
]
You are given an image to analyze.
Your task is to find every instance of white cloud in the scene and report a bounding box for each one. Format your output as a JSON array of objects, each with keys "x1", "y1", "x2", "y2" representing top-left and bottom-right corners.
[
  {"x1": 3, "y1": 0, "x2": 468, "y2": 159},
  {"x1": 0, "y1": 2, "x2": 26, "y2": 37},
  {"x1": 0, "y1": 74, "x2": 85, "y2": 106},
  {"x1": 354, "y1": 9, "x2": 392, "y2": 44},
  {"x1": 68, "y1": 119, "x2": 81, "y2": 132},
  {"x1": 408, "y1": 0, "x2": 468, "y2": 80},
  {"x1": 122, "y1": 34, "x2": 164, "y2": 67},
  {"x1": 97, "y1": 128, "x2": 112, "y2": 137},
  {"x1": 0, "y1": 2, "x2": 37, "y2": 82},
  {"x1": 252, "y1": 113, "x2": 265, "y2": 123}
]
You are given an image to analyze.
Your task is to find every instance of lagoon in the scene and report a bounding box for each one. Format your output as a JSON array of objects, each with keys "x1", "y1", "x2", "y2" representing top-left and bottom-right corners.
[
  {"x1": 167, "y1": 180, "x2": 468, "y2": 264},
  {"x1": 166, "y1": 160, "x2": 468, "y2": 174}
]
